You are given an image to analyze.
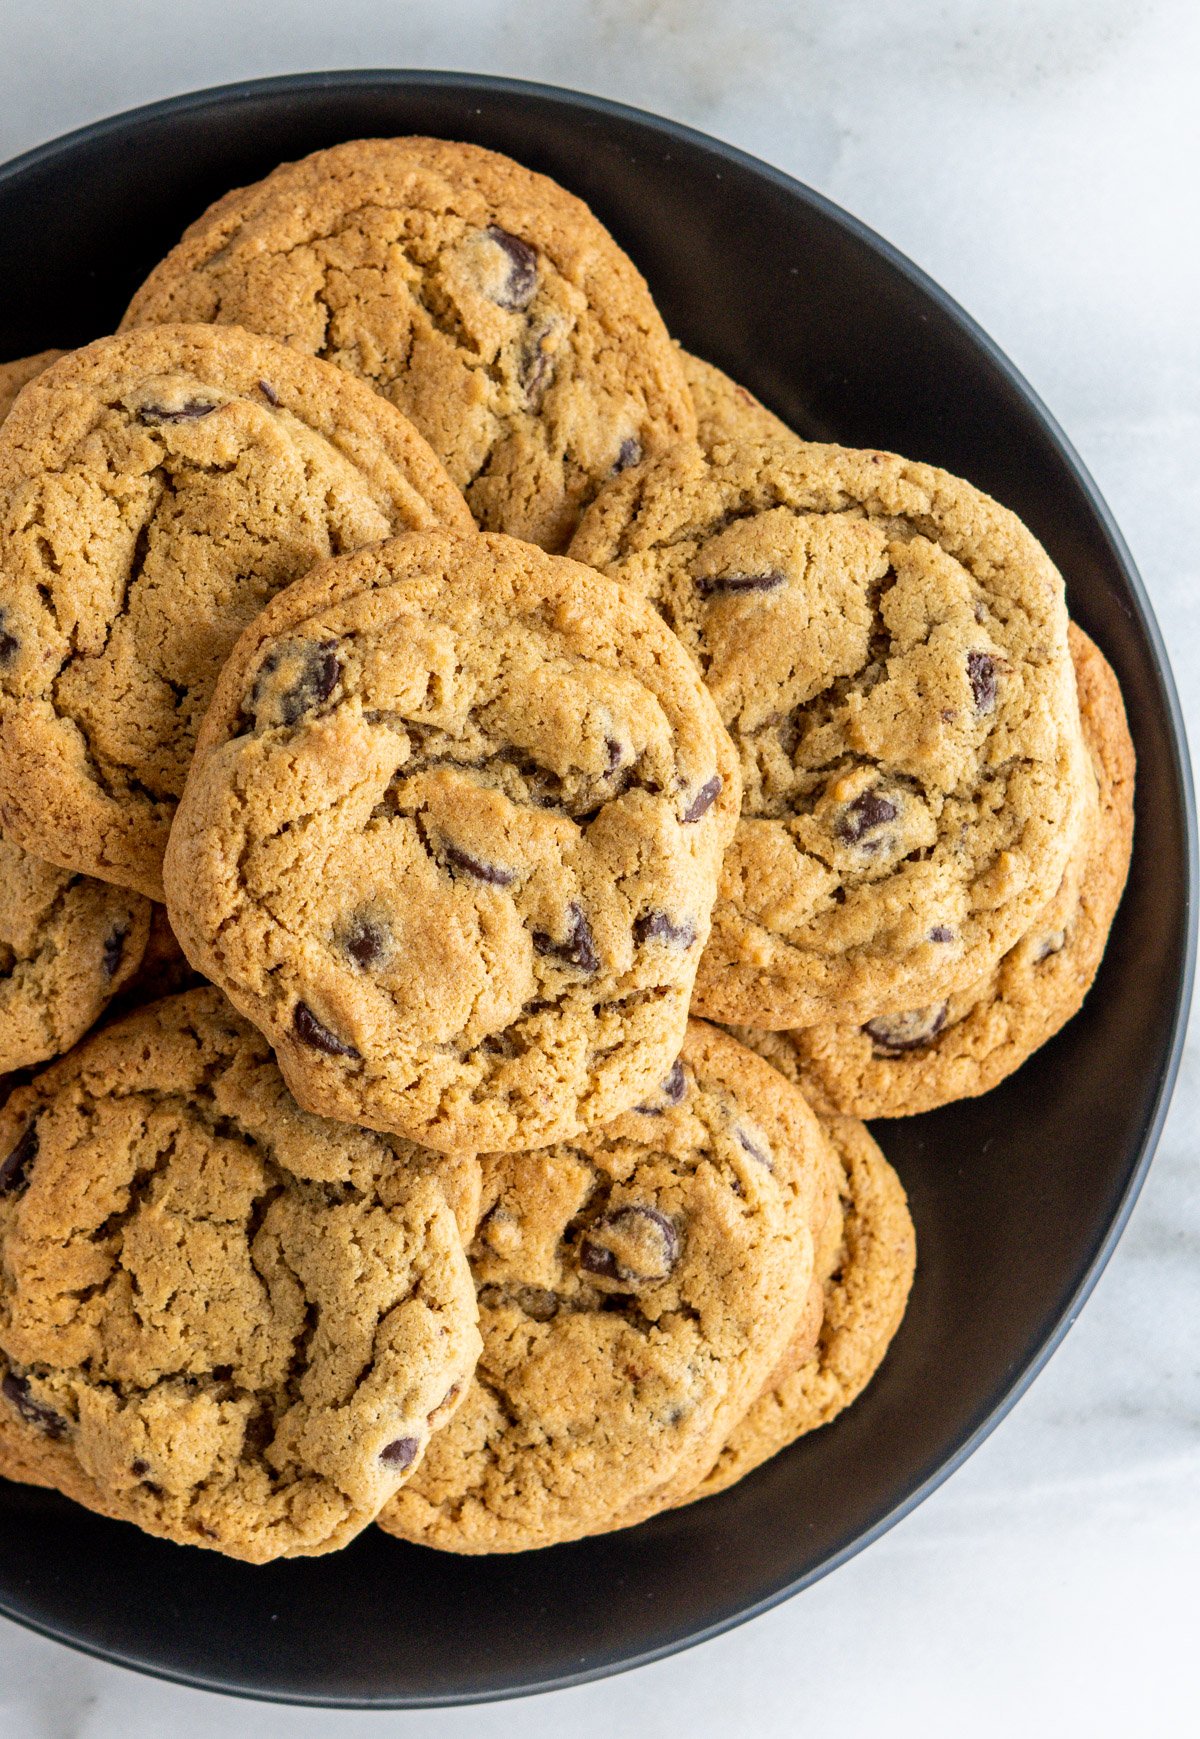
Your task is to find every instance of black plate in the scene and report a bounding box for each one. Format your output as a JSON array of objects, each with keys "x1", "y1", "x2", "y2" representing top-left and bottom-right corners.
[{"x1": 0, "y1": 72, "x2": 1193, "y2": 1708}]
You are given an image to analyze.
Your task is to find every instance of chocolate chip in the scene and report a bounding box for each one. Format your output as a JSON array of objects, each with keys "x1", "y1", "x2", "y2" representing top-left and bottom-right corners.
[
  {"x1": 836, "y1": 789, "x2": 898, "y2": 846},
  {"x1": 271, "y1": 641, "x2": 341, "y2": 726},
  {"x1": 604, "y1": 736, "x2": 624, "y2": 773},
  {"x1": 485, "y1": 226, "x2": 538, "y2": 310},
  {"x1": 0, "y1": 610, "x2": 18, "y2": 666},
  {"x1": 2, "y1": 1371, "x2": 66, "y2": 1439},
  {"x1": 101, "y1": 923, "x2": 128, "y2": 979},
  {"x1": 532, "y1": 903, "x2": 599, "y2": 973},
  {"x1": 343, "y1": 916, "x2": 390, "y2": 969},
  {"x1": 1033, "y1": 929, "x2": 1067, "y2": 963},
  {"x1": 131, "y1": 1458, "x2": 150, "y2": 1478},
  {"x1": 579, "y1": 1205, "x2": 680, "y2": 1286},
  {"x1": 138, "y1": 399, "x2": 220, "y2": 424},
  {"x1": 660, "y1": 1059, "x2": 686, "y2": 1103},
  {"x1": 431, "y1": 1382, "x2": 461, "y2": 1418},
  {"x1": 258, "y1": 379, "x2": 280, "y2": 405},
  {"x1": 863, "y1": 1003, "x2": 949, "y2": 1055},
  {"x1": 681, "y1": 776, "x2": 722, "y2": 823},
  {"x1": 967, "y1": 651, "x2": 997, "y2": 714},
  {"x1": 380, "y1": 1435, "x2": 420, "y2": 1470},
  {"x1": 0, "y1": 1123, "x2": 38, "y2": 1195},
  {"x1": 695, "y1": 569, "x2": 786, "y2": 597},
  {"x1": 929, "y1": 925, "x2": 955, "y2": 943},
  {"x1": 612, "y1": 437, "x2": 642, "y2": 474},
  {"x1": 444, "y1": 844, "x2": 516, "y2": 887},
  {"x1": 519, "y1": 323, "x2": 557, "y2": 409},
  {"x1": 635, "y1": 1058, "x2": 687, "y2": 1115},
  {"x1": 735, "y1": 1127, "x2": 773, "y2": 1170},
  {"x1": 633, "y1": 910, "x2": 696, "y2": 948},
  {"x1": 293, "y1": 1002, "x2": 360, "y2": 1059}
]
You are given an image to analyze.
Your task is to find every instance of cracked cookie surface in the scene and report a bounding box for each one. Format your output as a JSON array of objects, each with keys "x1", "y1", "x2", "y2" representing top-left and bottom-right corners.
[
  {"x1": 775, "y1": 625, "x2": 1135, "y2": 1115},
  {"x1": 0, "y1": 350, "x2": 64, "y2": 423},
  {"x1": 377, "y1": 1021, "x2": 822, "y2": 1553},
  {"x1": 0, "y1": 324, "x2": 471, "y2": 899},
  {"x1": 0, "y1": 987, "x2": 481, "y2": 1562},
  {"x1": 0, "y1": 829, "x2": 152, "y2": 1073},
  {"x1": 122, "y1": 137, "x2": 695, "y2": 553},
  {"x1": 678, "y1": 1064, "x2": 914, "y2": 1503},
  {"x1": 165, "y1": 529, "x2": 740, "y2": 1154},
  {"x1": 570, "y1": 436, "x2": 1086, "y2": 1026}
]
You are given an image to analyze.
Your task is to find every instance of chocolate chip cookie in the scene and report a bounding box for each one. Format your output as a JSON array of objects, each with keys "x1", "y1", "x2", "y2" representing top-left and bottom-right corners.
[
  {"x1": 570, "y1": 436, "x2": 1087, "y2": 1027},
  {"x1": 122, "y1": 137, "x2": 696, "y2": 552},
  {"x1": 376, "y1": 1021, "x2": 823, "y2": 1553},
  {"x1": 680, "y1": 350, "x2": 792, "y2": 453},
  {"x1": 777, "y1": 626, "x2": 1135, "y2": 1116},
  {"x1": 0, "y1": 829, "x2": 152, "y2": 1073},
  {"x1": 164, "y1": 529, "x2": 739, "y2": 1154},
  {"x1": 0, "y1": 350, "x2": 64, "y2": 423},
  {"x1": 680, "y1": 1087, "x2": 915, "y2": 1503},
  {"x1": 0, "y1": 988, "x2": 481, "y2": 1561},
  {"x1": 0, "y1": 324, "x2": 471, "y2": 899}
]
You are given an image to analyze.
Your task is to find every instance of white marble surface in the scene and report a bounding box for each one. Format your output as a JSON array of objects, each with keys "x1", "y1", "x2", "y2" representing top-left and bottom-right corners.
[{"x1": 1, "y1": 2, "x2": 1198, "y2": 1733}]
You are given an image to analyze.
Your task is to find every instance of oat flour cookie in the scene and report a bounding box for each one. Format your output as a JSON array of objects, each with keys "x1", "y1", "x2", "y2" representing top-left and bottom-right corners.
[
  {"x1": 0, "y1": 324, "x2": 471, "y2": 899},
  {"x1": 0, "y1": 350, "x2": 65, "y2": 423},
  {"x1": 571, "y1": 437, "x2": 1086, "y2": 1027},
  {"x1": 0, "y1": 830, "x2": 151, "y2": 1073},
  {"x1": 0, "y1": 988, "x2": 481, "y2": 1561},
  {"x1": 682, "y1": 1097, "x2": 915, "y2": 1503},
  {"x1": 122, "y1": 137, "x2": 696, "y2": 552},
  {"x1": 165, "y1": 529, "x2": 739, "y2": 1153},
  {"x1": 377, "y1": 1021, "x2": 823, "y2": 1552},
  {"x1": 780, "y1": 626, "x2": 1135, "y2": 1116},
  {"x1": 680, "y1": 350, "x2": 792, "y2": 453}
]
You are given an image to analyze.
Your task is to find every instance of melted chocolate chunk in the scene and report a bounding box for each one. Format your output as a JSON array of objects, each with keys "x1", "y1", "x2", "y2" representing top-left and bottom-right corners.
[
  {"x1": 101, "y1": 923, "x2": 128, "y2": 979},
  {"x1": 613, "y1": 437, "x2": 642, "y2": 474},
  {"x1": 380, "y1": 1435, "x2": 420, "y2": 1470},
  {"x1": 1033, "y1": 929, "x2": 1067, "y2": 963},
  {"x1": 967, "y1": 651, "x2": 997, "y2": 714},
  {"x1": 735, "y1": 1126, "x2": 773, "y2": 1169},
  {"x1": 681, "y1": 776, "x2": 722, "y2": 824},
  {"x1": 863, "y1": 1003, "x2": 949, "y2": 1056},
  {"x1": 258, "y1": 379, "x2": 280, "y2": 406},
  {"x1": 268, "y1": 641, "x2": 342, "y2": 726},
  {"x1": 578, "y1": 1205, "x2": 680, "y2": 1286},
  {"x1": 532, "y1": 903, "x2": 599, "y2": 973},
  {"x1": 0, "y1": 610, "x2": 17, "y2": 666},
  {"x1": 293, "y1": 1002, "x2": 360, "y2": 1059},
  {"x1": 444, "y1": 844, "x2": 516, "y2": 887},
  {"x1": 660, "y1": 1059, "x2": 686, "y2": 1103},
  {"x1": 485, "y1": 226, "x2": 538, "y2": 310},
  {"x1": 633, "y1": 910, "x2": 696, "y2": 948},
  {"x1": 519, "y1": 324, "x2": 557, "y2": 409},
  {"x1": 0, "y1": 1123, "x2": 38, "y2": 1195},
  {"x1": 2, "y1": 1371, "x2": 66, "y2": 1438},
  {"x1": 695, "y1": 569, "x2": 786, "y2": 597},
  {"x1": 138, "y1": 399, "x2": 220, "y2": 424},
  {"x1": 635, "y1": 1058, "x2": 687, "y2": 1115},
  {"x1": 836, "y1": 789, "x2": 898, "y2": 846},
  {"x1": 343, "y1": 916, "x2": 390, "y2": 969},
  {"x1": 131, "y1": 1458, "x2": 151, "y2": 1478},
  {"x1": 604, "y1": 736, "x2": 625, "y2": 773}
]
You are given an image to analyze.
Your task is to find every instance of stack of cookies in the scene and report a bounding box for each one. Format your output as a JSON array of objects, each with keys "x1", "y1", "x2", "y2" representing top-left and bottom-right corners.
[{"x1": 0, "y1": 138, "x2": 1133, "y2": 1563}]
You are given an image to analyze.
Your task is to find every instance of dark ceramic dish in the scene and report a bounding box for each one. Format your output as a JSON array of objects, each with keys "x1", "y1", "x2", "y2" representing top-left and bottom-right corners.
[{"x1": 0, "y1": 72, "x2": 1192, "y2": 1708}]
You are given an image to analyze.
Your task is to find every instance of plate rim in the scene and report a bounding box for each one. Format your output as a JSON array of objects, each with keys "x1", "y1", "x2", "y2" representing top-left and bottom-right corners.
[{"x1": 0, "y1": 66, "x2": 1194, "y2": 1709}]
